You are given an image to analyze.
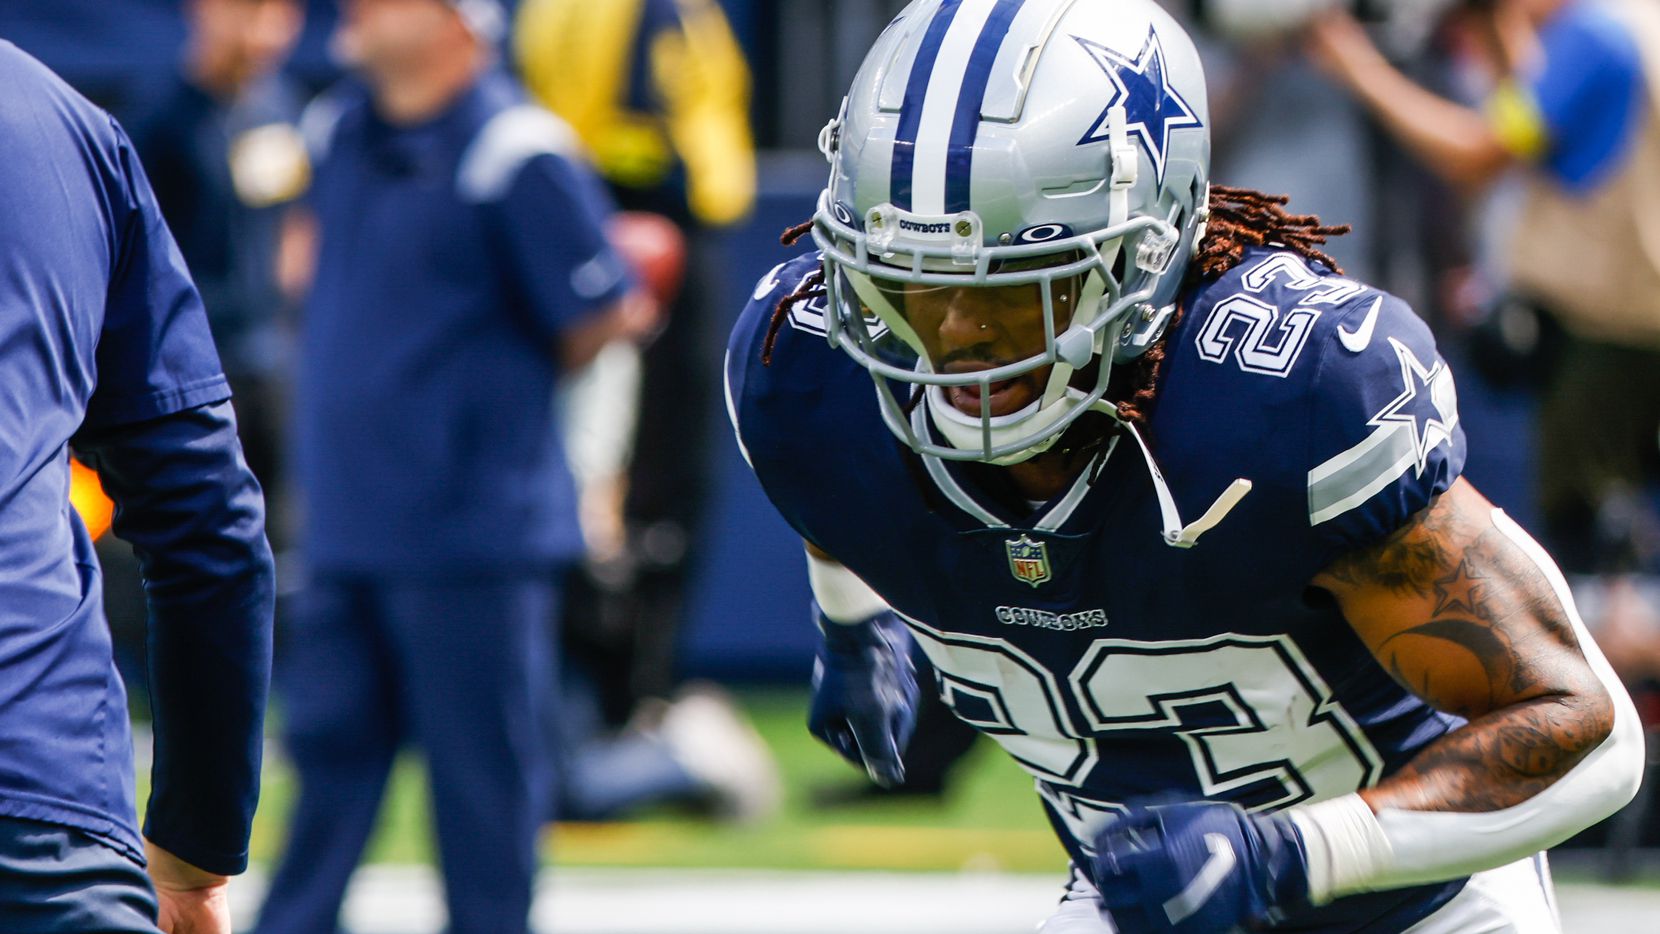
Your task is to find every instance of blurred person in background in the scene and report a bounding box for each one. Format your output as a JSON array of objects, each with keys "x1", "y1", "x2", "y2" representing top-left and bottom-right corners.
[
  {"x1": 1182, "y1": 2, "x2": 1383, "y2": 284},
  {"x1": 0, "y1": 41, "x2": 274, "y2": 934},
  {"x1": 131, "y1": 0, "x2": 309, "y2": 551},
  {"x1": 1309, "y1": 0, "x2": 1660, "y2": 686},
  {"x1": 516, "y1": 0, "x2": 758, "y2": 726},
  {"x1": 252, "y1": 1, "x2": 655, "y2": 932},
  {"x1": 553, "y1": 210, "x2": 782, "y2": 823}
]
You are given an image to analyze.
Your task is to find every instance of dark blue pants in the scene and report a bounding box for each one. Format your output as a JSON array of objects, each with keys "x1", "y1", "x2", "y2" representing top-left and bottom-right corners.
[
  {"x1": 0, "y1": 817, "x2": 160, "y2": 933},
  {"x1": 255, "y1": 574, "x2": 557, "y2": 934}
]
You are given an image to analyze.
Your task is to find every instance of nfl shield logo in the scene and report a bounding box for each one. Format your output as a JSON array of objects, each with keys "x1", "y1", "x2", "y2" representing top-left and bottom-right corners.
[{"x1": 1005, "y1": 535, "x2": 1052, "y2": 588}]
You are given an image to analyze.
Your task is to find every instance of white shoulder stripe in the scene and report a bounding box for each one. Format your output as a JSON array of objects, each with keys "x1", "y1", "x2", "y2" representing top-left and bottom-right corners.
[
  {"x1": 1307, "y1": 422, "x2": 1419, "y2": 526},
  {"x1": 298, "y1": 92, "x2": 348, "y2": 163},
  {"x1": 456, "y1": 105, "x2": 581, "y2": 203}
]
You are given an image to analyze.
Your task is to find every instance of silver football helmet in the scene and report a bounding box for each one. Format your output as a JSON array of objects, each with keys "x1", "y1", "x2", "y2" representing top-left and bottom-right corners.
[{"x1": 813, "y1": 0, "x2": 1211, "y2": 465}]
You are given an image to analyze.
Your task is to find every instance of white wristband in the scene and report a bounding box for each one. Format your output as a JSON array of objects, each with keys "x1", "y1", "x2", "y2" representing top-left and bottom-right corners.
[
  {"x1": 1287, "y1": 793, "x2": 1394, "y2": 904},
  {"x1": 806, "y1": 550, "x2": 889, "y2": 623}
]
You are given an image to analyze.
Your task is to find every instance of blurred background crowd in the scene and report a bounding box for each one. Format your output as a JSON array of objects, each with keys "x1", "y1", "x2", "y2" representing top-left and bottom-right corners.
[{"x1": 10, "y1": 0, "x2": 1660, "y2": 927}]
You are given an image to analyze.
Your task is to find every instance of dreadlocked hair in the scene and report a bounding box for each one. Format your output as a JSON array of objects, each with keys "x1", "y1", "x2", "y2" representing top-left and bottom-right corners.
[
  {"x1": 759, "y1": 185, "x2": 1349, "y2": 428},
  {"x1": 1195, "y1": 184, "x2": 1350, "y2": 279},
  {"x1": 761, "y1": 220, "x2": 823, "y2": 365},
  {"x1": 1114, "y1": 185, "x2": 1349, "y2": 425}
]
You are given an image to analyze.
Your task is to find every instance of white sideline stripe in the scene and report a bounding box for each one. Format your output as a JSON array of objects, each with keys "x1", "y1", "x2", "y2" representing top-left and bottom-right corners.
[
  {"x1": 225, "y1": 866, "x2": 1660, "y2": 933},
  {"x1": 910, "y1": 0, "x2": 1000, "y2": 215},
  {"x1": 229, "y1": 867, "x2": 1064, "y2": 934}
]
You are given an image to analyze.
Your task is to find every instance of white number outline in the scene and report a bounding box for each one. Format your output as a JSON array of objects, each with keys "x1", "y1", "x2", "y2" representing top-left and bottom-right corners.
[
  {"x1": 1194, "y1": 294, "x2": 1321, "y2": 377},
  {"x1": 1196, "y1": 254, "x2": 1372, "y2": 377},
  {"x1": 1069, "y1": 633, "x2": 1383, "y2": 812},
  {"x1": 900, "y1": 619, "x2": 1384, "y2": 846},
  {"x1": 903, "y1": 619, "x2": 1098, "y2": 785},
  {"x1": 1241, "y1": 254, "x2": 1368, "y2": 305}
]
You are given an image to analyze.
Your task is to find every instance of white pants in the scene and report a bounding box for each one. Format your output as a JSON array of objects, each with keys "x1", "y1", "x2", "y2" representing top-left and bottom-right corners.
[{"x1": 1037, "y1": 854, "x2": 1560, "y2": 933}]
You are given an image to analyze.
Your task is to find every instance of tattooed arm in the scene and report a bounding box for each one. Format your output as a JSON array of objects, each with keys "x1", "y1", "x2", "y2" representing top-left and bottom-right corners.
[
  {"x1": 1313, "y1": 477, "x2": 1614, "y2": 814},
  {"x1": 1286, "y1": 476, "x2": 1643, "y2": 900}
]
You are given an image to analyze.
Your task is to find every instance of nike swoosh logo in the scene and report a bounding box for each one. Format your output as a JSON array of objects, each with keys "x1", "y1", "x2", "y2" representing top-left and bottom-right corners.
[
  {"x1": 752, "y1": 264, "x2": 784, "y2": 301},
  {"x1": 1337, "y1": 296, "x2": 1383, "y2": 353},
  {"x1": 1162, "y1": 833, "x2": 1238, "y2": 925}
]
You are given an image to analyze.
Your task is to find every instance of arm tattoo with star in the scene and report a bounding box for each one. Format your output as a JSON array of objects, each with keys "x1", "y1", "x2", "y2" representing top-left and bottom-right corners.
[{"x1": 1315, "y1": 481, "x2": 1615, "y2": 814}]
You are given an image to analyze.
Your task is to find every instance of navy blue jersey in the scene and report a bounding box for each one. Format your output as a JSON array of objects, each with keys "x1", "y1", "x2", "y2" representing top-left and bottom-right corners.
[
  {"x1": 297, "y1": 71, "x2": 631, "y2": 574},
  {"x1": 0, "y1": 42, "x2": 273, "y2": 871},
  {"x1": 729, "y1": 247, "x2": 1470, "y2": 930}
]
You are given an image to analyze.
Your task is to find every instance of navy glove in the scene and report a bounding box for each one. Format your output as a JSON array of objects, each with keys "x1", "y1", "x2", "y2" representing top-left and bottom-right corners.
[
  {"x1": 807, "y1": 608, "x2": 919, "y2": 787},
  {"x1": 1091, "y1": 801, "x2": 1311, "y2": 934}
]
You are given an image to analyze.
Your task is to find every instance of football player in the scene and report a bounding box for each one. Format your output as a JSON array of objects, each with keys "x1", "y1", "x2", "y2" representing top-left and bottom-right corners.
[{"x1": 726, "y1": 1, "x2": 1644, "y2": 931}]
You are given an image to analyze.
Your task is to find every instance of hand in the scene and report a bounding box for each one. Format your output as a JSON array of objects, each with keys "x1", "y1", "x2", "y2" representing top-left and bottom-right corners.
[
  {"x1": 615, "y1": 287, "x2": 665, "y2": 344},
  {"x1": 1303, "y1": 9, "x2": 1387, "y2": 91},
  {"x1": 807, "y1": 610, "x2": 919, "y2": 787},
  {"x1": 608, "y1": 211, "x2": 686, "y2": 307},
  {"x1": 145, "y1": 841, "x2": 232, "y2": 934},
  {"x1": 1091, "y1": 801, "x2": 1309, "y2": 934}
]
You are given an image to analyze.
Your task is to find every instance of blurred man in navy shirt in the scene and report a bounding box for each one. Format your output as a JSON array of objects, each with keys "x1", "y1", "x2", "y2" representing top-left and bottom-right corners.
[
  {"x1": 0, "y1": 41, "x2": 274, "y2": 934},
  {"x1": 132, "y1": 0, "x2": 309, "y2": 542},
  {"x1": 254, "y1": 2, "x2": 655, "y2": 933}
]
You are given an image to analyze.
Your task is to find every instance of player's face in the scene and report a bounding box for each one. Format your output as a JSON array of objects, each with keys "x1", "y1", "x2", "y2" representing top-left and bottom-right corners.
[
  {"x1": 189, "y1": 0, "x2": 302, "y2": 90},
  {"x1": 890, "y1": 276, "x2": 1079, "y2": 418},
  {"x1": 337, "y1": 0, "x2": 460, "y2": 75}
]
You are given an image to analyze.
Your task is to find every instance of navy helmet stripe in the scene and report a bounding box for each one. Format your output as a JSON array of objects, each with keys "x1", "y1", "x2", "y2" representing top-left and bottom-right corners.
[
  {"x1": 944, "y1": 0, "x2": 1023, "y2": 214},
  {"x1": 891, "y1": 0, "x2": 965, "y2": 211}
]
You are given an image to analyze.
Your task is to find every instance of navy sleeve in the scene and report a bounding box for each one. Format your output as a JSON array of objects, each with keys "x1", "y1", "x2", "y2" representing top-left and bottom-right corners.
[
  {"x1": 86, "y1": 118, "x2": 230, "y2": 431},
  {"x1": 725, "y1": 254, "x2": 841, "y2": 553},
  {"x1": 724, "y1": 260, "x2": 796, "y2": 467},
  {"x1": 489, "y1": 151, "x2": 633, "y2": 341},
  {"x1": 73, "y1": 401, "x2": 275, "y2": 876},
  {"x1": 1303, "y1": 293, "x2": 1466, "y2": 555}
]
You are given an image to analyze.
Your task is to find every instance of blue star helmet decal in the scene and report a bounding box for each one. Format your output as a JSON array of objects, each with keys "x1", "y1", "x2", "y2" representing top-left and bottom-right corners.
[{"x1": 1074, "y1": 27, "x2": 1203, "y2": 184}]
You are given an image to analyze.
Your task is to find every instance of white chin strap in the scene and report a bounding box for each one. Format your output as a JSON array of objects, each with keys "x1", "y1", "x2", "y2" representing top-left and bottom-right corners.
[
  {"x1": 922, "y1": 383, "x2": 1252, "y2": 548},
  {"x1": 1117, "y1": 417, "x2": 1253, "y2": 548},
  {"x1": 922, "y1": 352, "x2": 1080, "y2": 466},
  {"x1": 918, "y1": 268, "x2": 1113, "y2": 467}
]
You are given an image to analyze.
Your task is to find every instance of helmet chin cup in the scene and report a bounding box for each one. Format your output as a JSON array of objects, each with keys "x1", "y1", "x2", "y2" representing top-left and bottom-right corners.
[{"x1": 923, "y1": 387, "x2": 1065, "y2": 467}]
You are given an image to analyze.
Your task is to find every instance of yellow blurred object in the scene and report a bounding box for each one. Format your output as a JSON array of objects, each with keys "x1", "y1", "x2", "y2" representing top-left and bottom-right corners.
[
  {"x1": 1485, "y1": 79, "x2": 1549, "y2": 161},
  {"x1": 70, "y1": 458, "x2": 114, "y2": 541},
  {"x1": 516, "y1": 0, "x2": 757, "y2": 227}
]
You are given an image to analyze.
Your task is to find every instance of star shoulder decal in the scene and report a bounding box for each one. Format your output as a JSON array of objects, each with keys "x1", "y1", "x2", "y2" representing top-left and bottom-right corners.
[
  {"x1": 1306, "y1": 334, "x2": 1461, "y2": 527},
  {"x1": 1073, "y1": 27, "x2": 1202, "y2": 185},
  {"x1": 1368, "y1": 336, "x2": 1460, "y2": 476}
]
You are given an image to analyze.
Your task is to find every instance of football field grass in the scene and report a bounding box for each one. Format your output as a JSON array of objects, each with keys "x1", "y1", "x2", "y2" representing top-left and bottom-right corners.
[
  {"x1": 177, "y1": 688, "x2": 1660, "y2": 931},
  {"x1": 211, "y1": 687, "x2": 1660, "y2": 889},
  {"x1": 237, "y1": 688, "x2": 1070, "y2": 874}
]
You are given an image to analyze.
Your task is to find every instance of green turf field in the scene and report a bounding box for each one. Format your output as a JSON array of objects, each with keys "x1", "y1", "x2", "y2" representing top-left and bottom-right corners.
[{"x1": 235, "y1": 689, "x2": 1070, "y2": 874}]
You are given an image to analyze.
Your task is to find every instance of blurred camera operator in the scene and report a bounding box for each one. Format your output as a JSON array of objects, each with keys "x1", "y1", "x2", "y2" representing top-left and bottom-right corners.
[{"x1": 1309, "y1": 0, "x2": 1660, "y2": 683}]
